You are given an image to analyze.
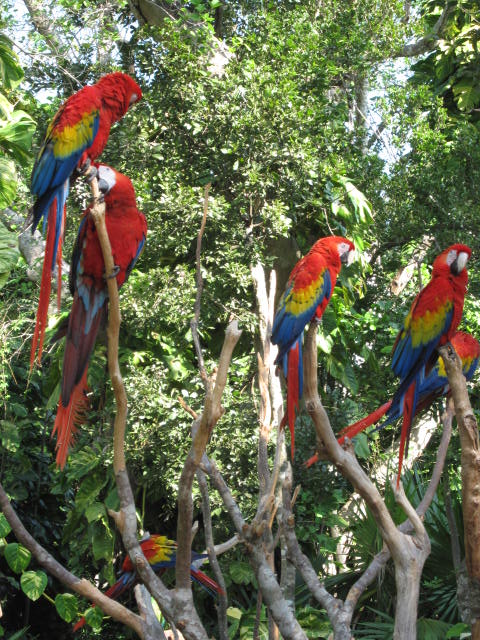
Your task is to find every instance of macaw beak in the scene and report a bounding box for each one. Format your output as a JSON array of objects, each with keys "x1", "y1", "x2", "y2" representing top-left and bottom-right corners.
[
  {"x1": 452, "y1": 251, "x2": 469, "y2": 275},
  {"x1": 341, "y1": 249, "x2": 355, "y2": 266},
  {"x1": 98, "y1": 178, "x2": 110, "y2": 195}
]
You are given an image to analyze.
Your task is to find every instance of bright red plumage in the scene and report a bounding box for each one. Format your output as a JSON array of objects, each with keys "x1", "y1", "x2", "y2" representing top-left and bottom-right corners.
[
  {"x1": 271, "y1": 236, "x2": 355, "y2": 455},
  {"x1": 390, "y1": 243, "x2": 470, "y2": 486},
  {"x1": 52, "y1": 164, "x2": 147, "y2": 468},
  {"x1": 29, "y1": 73, "x2": 142, "y2": 368}
]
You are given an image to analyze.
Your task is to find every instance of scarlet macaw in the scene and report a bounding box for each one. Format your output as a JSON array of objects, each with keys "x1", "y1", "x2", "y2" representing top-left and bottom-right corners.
[
  {"x1": 305, "y1": 331, "x2": 479, "y2": 467},
  {"x1": 51, "y1": 164, "x2": 147, "y2": 468},
  {"x1": 73, "y1": 534, "x2": 223, "y2": 631},
  {"x1": 390, "y1": 243, "x2": 471, "y2": 486},
  {"x1": 271, "y1": 236, "x2": 355, "y2": 454},
  {"x1": 29, "y1": 72, "x2": 142, "y2": 367}
]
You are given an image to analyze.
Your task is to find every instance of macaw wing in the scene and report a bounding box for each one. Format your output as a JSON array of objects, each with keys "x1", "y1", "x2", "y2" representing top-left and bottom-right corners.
[
  {"x1": 124, "y1": 232, "x2": 147, "y2": 282},
  {"x1": 69, "y1": 214, "x2": 88, "y2": 295},
  {"x1": 391, "y1": 283, "x2": 454, "y2": 385},
  {"x1": 272, "y1": 265, "x2": 332, "y2": 360},
  {"x1": 31, "y1": 103, "x2": 100, "y2": 232}
]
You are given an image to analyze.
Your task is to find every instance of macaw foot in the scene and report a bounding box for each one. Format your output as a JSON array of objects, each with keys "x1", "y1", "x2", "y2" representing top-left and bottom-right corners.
[
  {"x1": 105, "y1": 265, "x2": 120, "y2": 280},
  {"x1": 77, "y1": 158, "x2": 98, "y2": 184}
]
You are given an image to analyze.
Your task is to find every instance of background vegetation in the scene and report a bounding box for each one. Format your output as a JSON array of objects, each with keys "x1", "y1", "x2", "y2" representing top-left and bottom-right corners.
[{"x1": 1, "y1": 0, "x2": 480, "y2": 637}]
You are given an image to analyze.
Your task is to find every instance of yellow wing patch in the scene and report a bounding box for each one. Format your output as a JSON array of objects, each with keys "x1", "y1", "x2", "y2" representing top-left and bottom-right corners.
[
  {"x1": 284, "y1": 272, "x2": 327, "y2": 317},
  {"x1": 409, "y1": 301, "x2": 453, "y2": 348},
  {"x1": 52, "y1": 110, "x2": 99, "y2": 158}
]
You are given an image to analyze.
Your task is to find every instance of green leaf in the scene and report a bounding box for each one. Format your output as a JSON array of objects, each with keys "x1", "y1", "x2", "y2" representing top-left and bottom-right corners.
[
  {"x1": 84, "y1": 502, "x2": 107, "y2": 524},
  {"x1": 228, "y1": 560, "x2": 255, "y2": 585},
  {"x1": 0, "y1": 513, "x2": 12, "y2": 538},
  {"x1": 317, "y1": 332, "x2": 334, "y2": 354},
  {"x1": 4, "y1": 628, "x2": 29, "y2": 640},
  {"x1": 0, "y1": 109, "x2": 36, "y2": 164},
  {"x1": 452, "y1": 78, "x2": 480, "y2": 111},
  {"x1": 354, "y1": 432, "x2": 370, "y2": 459},
  {"x1": 84, "y1": 605, "x2": 104, "y2": 630},
  {"x1": 91, "y1": 522, "x2": 114, "y2": 561},
  {"x1": 20, "y1": 570, "x2": 47, "y2": 601},
  {"x1": 75, "y1": 472, "x2": 107, "y2": 513},
  {"x1": 55, "y1": 593, "x2": 79, "y2": 623},
  {"x1": 0, "y1": 158, "x2": 17, "y2": 210},
  {"x1": 0, "y1": 420, "x2": 21, "y2": 452},
  {"x1": 4, "y1": 543, "x2": 31, "y2": 573},
  {"x1": 445, "y1": 622, "x2": 470, "y2": 638},
  {"x1": 0, "y1": 35, "x2": 24, "y2": 89}
]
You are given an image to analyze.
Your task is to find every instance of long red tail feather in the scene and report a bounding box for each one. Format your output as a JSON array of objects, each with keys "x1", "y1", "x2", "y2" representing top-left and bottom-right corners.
[
  {"x1": 51, "y1": 369, "x2": 88, "y2": 468},
  {"x1": 30, "y1": 202, "x2": 57, "y2": 369},
  {"x1": 305, "y1": 401, "x2": 392, "y2": 468},
  {"x1": 190, "y1": 568, "x2": 225, "y2": 596},
  {"x1": 396, "y1": 382, "x2": 416, "y2": 488},
  {"x1": 337, "y1": 401, "x2": 392, "y2": 444},
  {"x1": 56, "y1": 204, "x2": 66, "y2": 311},
  {"x1": 286, "y1": 342, "x2": 300, "y2": 456}
]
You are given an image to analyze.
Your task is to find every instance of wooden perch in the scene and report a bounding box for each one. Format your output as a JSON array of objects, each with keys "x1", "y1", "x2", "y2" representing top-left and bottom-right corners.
[
  {"x1": 439, "y1": 344, "x2": 480, "y2": 637},
  {"x1": 302, "y1": 321, "x2": 431, "y2": 639}
]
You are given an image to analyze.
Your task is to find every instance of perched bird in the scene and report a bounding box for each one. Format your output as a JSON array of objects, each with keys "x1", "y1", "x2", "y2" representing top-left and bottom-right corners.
[
  {"x1": 271, "y1": 236, "x2": 355, "y2": 454},
  {"x1": 390, "y1": 243, "x2": 471, "y2": 486},
  {"x1": 51, "y1": 164, "x2": 147, "y2": 468},
  {"x1": 305, "y1": 331, "x2": 480, "y2": 467},
  {"x1": 29, "y1": 72, "x2": 142, "y2": 367},
  {"x1": 73, "y1": 534, "x2": 223, "y2": 631}
]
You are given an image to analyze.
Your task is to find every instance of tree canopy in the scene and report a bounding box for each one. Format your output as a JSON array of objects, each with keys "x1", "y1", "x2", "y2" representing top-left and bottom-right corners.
[{"x1": 1, "y1": 0, "x2": 480, "y2": 638}]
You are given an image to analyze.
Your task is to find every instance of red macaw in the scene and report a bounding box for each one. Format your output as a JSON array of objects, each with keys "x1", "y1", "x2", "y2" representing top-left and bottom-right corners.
[
  {"x1": 390, "y1": 243, "x2": 471, "y2": 486},
  {"x1": 73, "y1": 534, "x2": 224, "y2": 631},
  {"x1": 51, "y1": 164, "x2": 147, "y2": 468},
  {"x1": 271, "y1": 236, "x2": 355, "y2": 454},
  {"x1": 305, "y1": 330, "x2": 479, "y2": 467},
  {"x1": 29, "y1": 72, "x2": 142, "y2": 368}
]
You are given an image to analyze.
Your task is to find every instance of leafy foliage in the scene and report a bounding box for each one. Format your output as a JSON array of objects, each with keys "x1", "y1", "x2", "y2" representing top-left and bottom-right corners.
[{"x1": 0, "y1": 0, "x2": 480, "y2": 637}]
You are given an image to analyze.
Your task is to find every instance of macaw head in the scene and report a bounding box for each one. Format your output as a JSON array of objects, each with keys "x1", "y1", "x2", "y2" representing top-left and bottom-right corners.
[
  {"x1": 96, "y1": 72, "x2": 142, "y2": 121},
  {"x1": 325, "y1": 236, "x2": 355, "y2": 265},
  {"x1": 96, "y1": 163, "x2": 137, "y2": 208},
  {"x1": 433, "y1": 243, "x2": 471, "y2": 277}
]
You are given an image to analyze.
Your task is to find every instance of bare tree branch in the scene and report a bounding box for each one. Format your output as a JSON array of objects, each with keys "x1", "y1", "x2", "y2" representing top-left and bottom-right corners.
[{"x1": 397, "y1": 1, "x2": 455, "y2": 58}]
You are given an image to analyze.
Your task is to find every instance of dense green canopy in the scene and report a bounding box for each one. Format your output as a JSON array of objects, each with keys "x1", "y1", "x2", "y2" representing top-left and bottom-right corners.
[{"x1": 1, "y1": 0, "x2": 480, "y2": 637}]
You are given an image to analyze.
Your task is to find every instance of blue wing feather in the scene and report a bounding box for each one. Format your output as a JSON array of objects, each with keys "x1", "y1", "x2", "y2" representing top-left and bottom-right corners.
[{"x1": 272, "y1": 268, "x2": 331, "y2": 365}]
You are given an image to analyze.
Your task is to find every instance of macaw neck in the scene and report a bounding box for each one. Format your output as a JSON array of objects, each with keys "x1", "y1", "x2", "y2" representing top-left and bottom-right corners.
[{"x1": 101, "y1": 92, "x2": 129, "y2": 122}]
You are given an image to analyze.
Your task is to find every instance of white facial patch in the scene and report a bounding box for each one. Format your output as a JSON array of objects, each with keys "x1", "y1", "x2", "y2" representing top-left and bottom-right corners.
[
  {"x1": 445, "y1": 249, "x2": 458, "y2": 266},
  {"x1": 338, "y1": 242, "x2": 355, "y2": 265},
  {"x1": 97, "y1": 165, "x2": 117, "y2": 192},
  {"x1": 129, "y1": 93, "x2": 138, "y2": 105}
]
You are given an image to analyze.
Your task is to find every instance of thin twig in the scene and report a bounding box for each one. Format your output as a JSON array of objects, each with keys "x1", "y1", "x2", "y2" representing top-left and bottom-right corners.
[{"x1": 191, "y1": 184, "x2": 211, "y2": 387}]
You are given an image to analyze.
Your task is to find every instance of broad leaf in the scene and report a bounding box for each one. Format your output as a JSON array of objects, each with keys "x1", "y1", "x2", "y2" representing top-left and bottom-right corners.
[
  {"x1": 0, "y1": 513, "x2": 11, "y2": 538},
  {"x1": 20, "y1": 570, "x2": 47, "y2": 601},
  {"x1": 55, "y1": 593, "x2": 78, "y2": 622},
  {"x1": 0, "y1": 158, "x2": 17, "y2": 210},
  {"x1": 4, "y1": 543, "x2": 31, "y2": 573},
  {"x1": 84, "y1": 606, "x2": 103, "y2": 630},
  {"x1": 0, "y1": 35, "x2": 23, "y2": 89},
  {"x1": 0, "y1": 110, "x2": 36, "y2": 164}
]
